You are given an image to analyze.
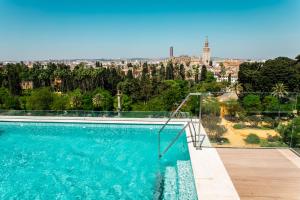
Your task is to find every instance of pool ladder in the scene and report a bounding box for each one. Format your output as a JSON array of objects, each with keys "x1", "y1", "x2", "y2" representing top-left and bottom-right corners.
[{"x1": 158, "y1": 93, "x2": 206, "y2": 158}]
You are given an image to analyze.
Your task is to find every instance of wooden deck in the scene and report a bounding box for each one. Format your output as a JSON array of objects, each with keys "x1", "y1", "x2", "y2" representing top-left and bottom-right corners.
[{"x1": 217, "y1": 148, "x2": 300, "y2": 200}]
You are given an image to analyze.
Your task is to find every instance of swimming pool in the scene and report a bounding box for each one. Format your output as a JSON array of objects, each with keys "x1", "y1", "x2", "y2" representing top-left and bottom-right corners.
[{"x1": 0, "y1": 122, "x2": 197, "y2": 199}]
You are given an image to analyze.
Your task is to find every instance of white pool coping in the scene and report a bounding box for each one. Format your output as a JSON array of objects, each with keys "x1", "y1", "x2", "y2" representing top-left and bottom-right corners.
[
  {"x1": 0, "y1": 116, "x2": 240, "y2": 200},
  {"x1": 185, "y1": 122, "x2": 240, "y2": 200}
]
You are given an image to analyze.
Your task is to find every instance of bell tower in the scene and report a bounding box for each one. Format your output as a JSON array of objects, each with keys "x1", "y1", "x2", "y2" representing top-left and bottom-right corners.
[{"x1": 202, "y1": 36, "x2": 211, "y2": 66}]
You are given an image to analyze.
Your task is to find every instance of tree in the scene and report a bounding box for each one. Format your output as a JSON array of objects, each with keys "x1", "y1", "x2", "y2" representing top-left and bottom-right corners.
[
  {"x1": 51, "y1": 93, "x2": 68, "y2": 110},
  {"x1": 92, "y1": 89, "x2": 113, "y2": 111},
  {"x1": 277, "y1": 117, "x2": 300, "y2": 147},
  {"x1": 202, "y1": 97, "x2": 221, "y2": 116},
  {"x1": 139, "y1": 62, "x2": 152, "y2": 102},
  {"x1": 201, "y1": 115, "x2": 227, "y2": 142},
  {"x1": 151, "y1": 64, "x2": 157, "y2": 78},
  {"x1": 205, "y1": 71, "x2": 216, "y2": 83},
  {"x1": 118, "y1": 79, "x2": 141, "y2": 102},
  {"x1": 159, "y1": 64, "x2": 166, "y2": 81},
  {"x1": 151, "y1": 65, "x2": 159, "y2": 95},
  {"x1": 165, "y1": 61, "x2": 174, "y2": 80},
  {"x1": 272, "y1": 83, "x2": 288, "y2": 100},
  {"x1": 126, "y1": 69, "x2": 133, "y2": 80},
  {"x1": 200, "y1": 65, "x2": 207, "y2": 81},
  {"x1": 95, "y1": 61, "x2": 102, "y2": 68},
  {"x1": 232, "y1": 82, "x2": 243, "y2": 96},
  {"x1": 228, "y1": 73, "x2": 232, "y2": 84},
  {"x1": 106, "y1": 68, "x2": 122, "y2": 95},
  {"x1": 271, "y1": 83, "x2": 289, "y2": 119},
  {"x1": 0, "y1": 87, "x2": 19, "y2": 109},
  {"x1": 242, "y1": 94, "x2": 262, "y2": 114},
  {"x1": 262, "y1": 95, "x2": 279, "y2": 113},
  {"x1": 238, "y1": 57, "x2": 298, "y2": 93},
  {"x1": 68, "y1": 89, "x2": 83, "y2": 110},
  {"x1": 295, "y1": 54, "x2": 300, "y2": 63},
  {"x1": 161, "y1": 83, "x2": 181, "y2": 110},
  {"x1": 194, "y1": 67, "x2": 199, "y2": 83},
  {"x1": 179, "y1": 64, "x2": 185, "y2": 80},
  {"x1": 220, "y1": 63, "x2": 226, "y2": 77},
  {"x1": 92, "y1": 93, "x2": 102, "y2": 109},
  {"x1": 224, "y1": 99, "x2": 241, "y2": 118},
  {"x1": 26, "y1": 88, "x2": 53, "y2": 110},
  {"x1": 5, "y1": 64, "x2": 22, "y2": 95},
  {"x1": 141, "y1": 62, "x2": 149, "y2": 82}
]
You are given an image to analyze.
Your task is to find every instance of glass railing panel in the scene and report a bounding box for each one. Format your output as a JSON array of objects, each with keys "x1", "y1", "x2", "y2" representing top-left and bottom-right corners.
[
  {"x1": 200, "y1": 92, "x2": 299, "y2": 149},
  {"x1": 0, "y1": 110, "x2": 191, "y2": 119}
]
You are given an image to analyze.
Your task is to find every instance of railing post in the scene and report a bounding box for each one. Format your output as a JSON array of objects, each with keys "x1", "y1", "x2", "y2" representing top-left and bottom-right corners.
[
  {"x1": 198, "y1": 95, "x2": 202, "y2": 145},
  {"x1": 158, "y1": 131, "x2": 161, "y2": 158},
  {"x1": 290, "y1": 93, "x2": 298, "y2": 148}
]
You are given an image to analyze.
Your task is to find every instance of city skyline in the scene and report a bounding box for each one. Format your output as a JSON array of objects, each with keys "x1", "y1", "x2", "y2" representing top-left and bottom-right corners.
[{"x1": 0, "y1": 0, "x2": 299, "y2": 61}]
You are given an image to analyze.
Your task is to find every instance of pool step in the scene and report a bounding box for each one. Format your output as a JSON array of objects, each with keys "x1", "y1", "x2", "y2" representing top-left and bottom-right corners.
[
  {"x1": 177, "y1": 161, "x2": 197, "y2": 200},
  {"x1": 163, "y1": 167, "x2": 178, "y2": 200}
]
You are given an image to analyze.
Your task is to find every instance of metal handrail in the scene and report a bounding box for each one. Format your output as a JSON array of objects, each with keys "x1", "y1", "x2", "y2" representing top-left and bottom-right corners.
[
  {"x1": 159, "y1": 123, "x2": 189, "y2": 158},
  {"x1": 158, "y1": 93, "x2": 208, "y2": 158},
  {"x1": 158, "y1": 94, "x2": 191, "y2": 134},
  {"x1": 159, "y1": 121, "x2": 206, "y2": 158},
  {"x1": 188, "y1": 120, "x2": 206, "y2": 149}
]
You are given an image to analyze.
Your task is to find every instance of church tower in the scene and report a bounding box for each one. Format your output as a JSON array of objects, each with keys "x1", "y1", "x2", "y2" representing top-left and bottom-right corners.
[{"x1": 202, "y1": 37, "x2": 211, "y2": 66}]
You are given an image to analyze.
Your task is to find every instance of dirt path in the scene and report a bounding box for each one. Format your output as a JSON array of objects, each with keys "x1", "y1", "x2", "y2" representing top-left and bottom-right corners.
[{"x1": 215, "y1": 118, "x2": 279, "y2": 147}]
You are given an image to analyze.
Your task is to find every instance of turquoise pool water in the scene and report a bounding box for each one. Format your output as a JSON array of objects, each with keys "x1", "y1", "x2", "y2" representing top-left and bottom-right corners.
[{"x1": 0, "y1": 122, "x2": 192, "y2": 199}]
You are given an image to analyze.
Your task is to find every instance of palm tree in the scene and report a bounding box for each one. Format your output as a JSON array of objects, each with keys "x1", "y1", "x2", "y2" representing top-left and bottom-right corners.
[
  {"x1": 272, "y1": 83, "x2": 288, "y2": 119},
  {"x1": 232, "y1": 82, "x2": 243, "y2": 96},
  {"x1": 92, "y1": 93, "x2": 102, "y2": 109},
  {"x1": 272, "y1": 83, "x2": 288, "y2": 99},
  {"x1": 69, "y1": 96, "x2": 81, "y2": 109}
]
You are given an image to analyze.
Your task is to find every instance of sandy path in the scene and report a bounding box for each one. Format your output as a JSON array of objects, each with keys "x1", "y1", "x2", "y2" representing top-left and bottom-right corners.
[{"x1": 215, "y1": 118, "x2": 279, "y2": 147}]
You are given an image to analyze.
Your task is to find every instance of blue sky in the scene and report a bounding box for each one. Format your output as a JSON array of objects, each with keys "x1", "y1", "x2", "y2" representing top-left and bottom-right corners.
[{"x1": 0, "y1": 0, "x2": 299, "y2": 60}]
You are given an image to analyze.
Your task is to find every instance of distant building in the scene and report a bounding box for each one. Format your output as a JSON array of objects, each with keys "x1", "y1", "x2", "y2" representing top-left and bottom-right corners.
[
  {"x1": 168, "y1": 37, "x2": 212, "y2": 67},
  {"x1": 171, "y1": 55, "x2": 191, "y2": 66},
  {"x1": 170, "y1": 46, "x2": 174, "y2": 58},
  {"x1": 51, "y1": 78, "x2": 62, "y2": 92},
  {"x1": 21, "y1": 81, "x2": 33, "y2": 90},
  {"x1": 202, "y1": 37, "x2": 211, "y2": 66}
]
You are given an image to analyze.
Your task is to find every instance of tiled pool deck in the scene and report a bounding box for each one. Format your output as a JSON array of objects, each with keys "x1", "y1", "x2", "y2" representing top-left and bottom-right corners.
[{"x1": 0, "y1": 116, "x2": 244, "y2": 199}]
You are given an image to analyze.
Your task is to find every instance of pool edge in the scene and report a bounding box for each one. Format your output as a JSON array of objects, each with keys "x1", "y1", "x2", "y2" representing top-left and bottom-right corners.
[{"x1": 0, "y1": 116, "x2": 240, "y2": 200}]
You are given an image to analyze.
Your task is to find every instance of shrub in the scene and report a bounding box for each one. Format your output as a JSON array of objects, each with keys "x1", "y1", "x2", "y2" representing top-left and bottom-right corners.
[
  {"x1": 201, "y1": 115, "x2": 227, "y2": 141},
  {"x1": 224, "y1": 99, "x2": 241, "y2": 118},
  {"x1": 267, "y1": 135, "x2": 281, "y2": 142},
  {"x1": 260, "y1": 140, "x2": 288, "y2": 147},
  {"x1": 218, "y1": 137, "x2": 230, "y2": 144},
  {"x1": 26, "y1": 88, "x2": 53, "y2": 110},
  {"x1": 277, "y1": 117, "x2": 300, "y2": 147},
  {"x1": 233, "y1": 123, "x2": 246, "y2": 129},
  {"x1": 246, "y1": 115, "x2": 261, "y2": 128},
  {"x1": 51, "y1": 93, "x2": 68, "y2": 110},
  {"x1": 245, "y1": 133, "x2": 260, "y2": 144},
  {"x1": 202, "y1": 97, "x2": 221, "y2": 116}
]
